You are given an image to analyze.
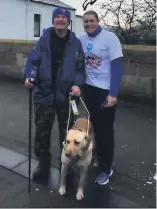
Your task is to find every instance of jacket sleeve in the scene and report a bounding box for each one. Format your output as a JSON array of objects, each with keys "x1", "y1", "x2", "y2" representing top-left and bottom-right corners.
[
  {"x1": 73, "y1": 40, "x2": 86, "y2": 88},
  {"x1": 24, "y1": 37, "x2": 43, "y2": 80}
]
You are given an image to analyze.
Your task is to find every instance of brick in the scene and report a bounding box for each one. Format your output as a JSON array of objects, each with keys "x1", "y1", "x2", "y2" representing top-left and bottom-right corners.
[
  {"x1": 0, "y1": 52, "x2": 16, "y2": 65},
  {"x1": 123, "y1": 49, "x2": 156, "y2": 64},
  {"x1": 0, "y1": 43, "x2": 13, "y2": 52},
  {"x1": 16, "y1": 53, "x2": 23, "y2": 66},
  {"x1": 138, "y1": 64, "x2": 156, "y2": 77},
  {"x1": 123, "y1": 63, "x2": 139, "y2": 76},
  {"x1": 23, "y1": 57, "x2": 27, "y2": 66},
  {"x1": 120, "y1": 75, "x2": 154, "y2": 98}
]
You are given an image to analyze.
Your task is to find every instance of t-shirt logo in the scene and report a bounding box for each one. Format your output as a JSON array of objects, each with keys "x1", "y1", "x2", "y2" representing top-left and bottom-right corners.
[
  {"x1": 85, "y1": 52, "x2": 102, "y2": 69},
  {"x1": 87, "y1": 43, "x2": 94, "y2": 52}
]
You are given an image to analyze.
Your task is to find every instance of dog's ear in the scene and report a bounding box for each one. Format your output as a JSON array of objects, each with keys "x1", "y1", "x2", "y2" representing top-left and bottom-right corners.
[
  {"x1": 84, "y1": 135, "x2": 91, "y2": 150},
  {"x1": 85, "y1": 135, "x2": 90, "y2": 141},
  {"x1": 64, "y1": 131, "x2": 69, "y2": 141},
  {"x1": 84, "y1": 135, "x2": 90, "y2": 142}
]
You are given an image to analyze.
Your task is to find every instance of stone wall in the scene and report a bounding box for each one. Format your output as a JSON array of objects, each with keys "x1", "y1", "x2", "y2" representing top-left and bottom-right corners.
[
  {"x1": 120, "y1": 49, "x2": 156, "y2": 102},
  {"x1": 0, "y1": 41, "x2": 156, "y2": 105},
  {"x1": 0, "y1": 41, "x2": 34, "y2": 79}
]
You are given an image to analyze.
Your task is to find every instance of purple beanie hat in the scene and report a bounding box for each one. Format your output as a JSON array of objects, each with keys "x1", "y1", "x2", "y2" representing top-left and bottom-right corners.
[{"x1": 52, "y1": 7, "x2": 71, "y2": 23}]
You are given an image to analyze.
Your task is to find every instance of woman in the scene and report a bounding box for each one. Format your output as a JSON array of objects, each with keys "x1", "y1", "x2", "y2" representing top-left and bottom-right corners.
[{"x1": 79, "y1": 10, "x2": 123, "y2": 185}]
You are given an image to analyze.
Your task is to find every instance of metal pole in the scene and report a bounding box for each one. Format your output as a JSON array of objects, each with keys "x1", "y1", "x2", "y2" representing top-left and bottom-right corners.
[
  {"x1": 28, "y1": 87, "x2": 32, "y2": 194},
  {"x1": 26, "y1": 0, "x2": 32, "y2": 194}
]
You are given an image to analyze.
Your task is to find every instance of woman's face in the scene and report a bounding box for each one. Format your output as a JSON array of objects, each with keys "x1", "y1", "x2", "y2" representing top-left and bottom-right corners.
[{"x1": 83, "y1": 14, "x2": 99, "y2": 34}]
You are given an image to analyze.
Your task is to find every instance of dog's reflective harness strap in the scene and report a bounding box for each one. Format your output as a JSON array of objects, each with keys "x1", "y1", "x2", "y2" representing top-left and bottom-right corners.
[
  {"x1": 63, "y1": 142, "x2": 67, "y2": 151},
  {"x1": 62, "y1": 94, "x2": 72, "y2": 151},
  {"x1": 79, "y1": 96, "x2": 90, "y2": 137},
  {"x1": 62, "y1": 94, "x2": 90, "y2": 151}
]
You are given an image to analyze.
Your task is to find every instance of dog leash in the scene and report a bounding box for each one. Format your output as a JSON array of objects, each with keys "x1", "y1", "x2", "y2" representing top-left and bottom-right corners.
[{"x1": 63, "y1": 94, "x2": 90, "y2": 150}]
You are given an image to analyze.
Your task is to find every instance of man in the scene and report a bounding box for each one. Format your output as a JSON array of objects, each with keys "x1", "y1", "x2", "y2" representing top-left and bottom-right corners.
[{"x1": 24, "y1": 7, "x2": 85, "y2": 183}]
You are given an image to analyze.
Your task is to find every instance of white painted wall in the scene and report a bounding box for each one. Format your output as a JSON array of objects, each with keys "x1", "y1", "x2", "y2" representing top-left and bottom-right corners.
[
  {"x1": 75, "y1": 15, "x2": 84, "y2": 38},
  {"x1": 0, "y1": 0, "x2": 76, "y2": 40},
  {"x1": 0, "y1": 0, "x2": 26, "y2": 40}
]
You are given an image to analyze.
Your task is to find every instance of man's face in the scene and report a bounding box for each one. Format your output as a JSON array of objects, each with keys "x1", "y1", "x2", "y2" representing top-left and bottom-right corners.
[{"x1": 53, "y1": 14, "x2": 69, "y2": 30}]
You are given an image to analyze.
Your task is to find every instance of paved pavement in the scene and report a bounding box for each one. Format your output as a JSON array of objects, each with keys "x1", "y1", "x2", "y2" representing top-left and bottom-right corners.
[
  {"x1": 0, "y1": 165, "x2": 142, "y2": 208},
  {"x1": 0, "y1": 78, "x2": 156, "y2": 208}
]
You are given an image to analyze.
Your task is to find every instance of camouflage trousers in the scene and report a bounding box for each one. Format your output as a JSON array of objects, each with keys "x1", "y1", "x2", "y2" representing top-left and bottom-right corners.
[{"x1": 34, "y1": 103, "x2": 74, "y2": 159}]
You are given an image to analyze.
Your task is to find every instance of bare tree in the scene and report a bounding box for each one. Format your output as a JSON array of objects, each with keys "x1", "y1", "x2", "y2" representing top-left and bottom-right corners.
[
  {"x1": 143, "y1": 0, "x2": 156, "y2": 13},
  {"x1": 99, "y1": 0, "x2": 140, "y2": 44},
  {"x1": 139, "y1": 0, "x2": 156, "y2": 28},
  {"x1": 135, "y1": 0, "x2": 156, "y2": 44},
  {"x1": 99, "y1": 0, "x2": 156, "y2": 44},
  {"x1": 82, "y1": 0, "x2": 156, "y2": 44}
]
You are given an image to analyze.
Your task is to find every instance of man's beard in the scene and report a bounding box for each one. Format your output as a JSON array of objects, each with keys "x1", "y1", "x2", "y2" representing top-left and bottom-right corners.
[{"x1": 55, "y1": 26, "x2": 68, "y2": 38}]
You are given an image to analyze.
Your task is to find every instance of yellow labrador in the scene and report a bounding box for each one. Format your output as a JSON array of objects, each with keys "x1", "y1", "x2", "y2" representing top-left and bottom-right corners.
[{"x1": 59, "y1": 118, "x2": 94, "y2": 200}]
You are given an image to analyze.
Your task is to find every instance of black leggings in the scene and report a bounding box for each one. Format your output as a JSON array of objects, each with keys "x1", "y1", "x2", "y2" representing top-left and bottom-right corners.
[{"x1": 83, "y1": 84, "x2": 116, "y2": 173}]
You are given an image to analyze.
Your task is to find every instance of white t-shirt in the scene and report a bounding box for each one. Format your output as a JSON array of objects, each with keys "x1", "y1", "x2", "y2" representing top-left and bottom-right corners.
[{"x1": 79, "y1": 29, "x2": 123, "y2": 90}]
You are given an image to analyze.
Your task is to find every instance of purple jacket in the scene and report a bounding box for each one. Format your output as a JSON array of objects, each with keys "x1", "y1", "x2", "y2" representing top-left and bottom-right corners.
[{"x1": 24, "y1": 27, "x2": 86, "y2": 105}]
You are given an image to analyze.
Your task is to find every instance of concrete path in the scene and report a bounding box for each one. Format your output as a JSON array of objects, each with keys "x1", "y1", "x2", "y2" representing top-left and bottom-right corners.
[{"x1": 0, "y1": 79, "x2": 156, "y2": 207}]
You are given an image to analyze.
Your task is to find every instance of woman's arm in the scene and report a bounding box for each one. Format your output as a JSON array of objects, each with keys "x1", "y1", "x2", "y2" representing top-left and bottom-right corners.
[{"x1": 109, "y1": 57, "x2": 123, "y2": 97}]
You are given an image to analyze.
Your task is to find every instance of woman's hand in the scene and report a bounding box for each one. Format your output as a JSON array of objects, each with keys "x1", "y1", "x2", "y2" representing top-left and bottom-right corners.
[{"x1": 104, "y1": 95, "x2": 117, "y2": 107}]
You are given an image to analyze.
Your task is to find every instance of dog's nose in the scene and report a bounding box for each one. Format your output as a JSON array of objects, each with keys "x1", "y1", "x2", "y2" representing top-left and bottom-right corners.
[{"x1": 66, "y1": 153, "x2": 71, "y2": 158}]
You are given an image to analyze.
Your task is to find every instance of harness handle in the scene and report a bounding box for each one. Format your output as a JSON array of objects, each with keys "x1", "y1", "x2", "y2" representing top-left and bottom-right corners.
[{"x1": 64, "y1": 94, "x2": 90, "y2": 149}]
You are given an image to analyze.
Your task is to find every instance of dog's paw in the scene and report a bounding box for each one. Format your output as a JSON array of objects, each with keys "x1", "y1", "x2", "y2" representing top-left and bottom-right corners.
[
  {"x1": 59, "y1": 186, "x2": 66, "y2": 196},
  {"x1": 76, "y1": 189, "x2": 84, "y2": 200}
]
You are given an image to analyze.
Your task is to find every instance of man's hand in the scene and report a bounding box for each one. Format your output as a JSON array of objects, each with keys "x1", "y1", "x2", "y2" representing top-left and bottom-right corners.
[
  {"x1": 70, "y1": 85, "x2": 80, "y2": 96},
  {"x1": 25, "y1": 78, "x2": 34, "y2": 88},
  {"x1": 104, "y1": 95, "x2": 117, "y2": 108}
]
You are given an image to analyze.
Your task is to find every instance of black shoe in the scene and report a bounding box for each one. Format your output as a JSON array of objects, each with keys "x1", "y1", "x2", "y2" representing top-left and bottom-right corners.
[{"x1": 33, "y1": 157, "x2": 51, "y2": 184}]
